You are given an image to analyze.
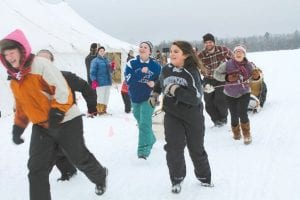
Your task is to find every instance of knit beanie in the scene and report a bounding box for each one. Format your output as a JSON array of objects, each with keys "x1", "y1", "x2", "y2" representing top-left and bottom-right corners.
[
  {"x1": 203, "y1": 33, "x2": 215, "y2": 43},
  {"x1": 140, "y1": 41, "x2": 153, "y2": 53},
  {"x1": 233, "y1": 45, "x2": 247, "y2": 55}
]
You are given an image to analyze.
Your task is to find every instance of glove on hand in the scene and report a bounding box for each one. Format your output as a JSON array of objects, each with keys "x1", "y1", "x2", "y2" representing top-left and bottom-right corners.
[
  {"x1": 111, "y1": 61, "x2": 116, "y2": 71},
  {"x1": 87, "y1": 106, "x2": 98, "y2": 118},
  {"x1": 164, "y1": 84, "x2": 180, "y2": 96},
  {"x1": 91, "y1": 80, "x2": 99, "y2": 90},
  {"x1": 148, "y1": 92, "x2": 160, "y2": 108},
  {"x1": 12, "y1": 125, "x2": 25, "y2": 145},
  {"x1": 49, "y1": 108, "x2": 65, "y2": 128},
  {"x1": 226, "y1": 73, "x2": 239, "y2": 82}
]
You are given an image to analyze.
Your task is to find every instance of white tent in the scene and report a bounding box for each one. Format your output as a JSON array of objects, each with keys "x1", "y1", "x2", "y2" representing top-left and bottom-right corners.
[{"x1": 0, "y1": 0, "x2": 136, "y2": 116}]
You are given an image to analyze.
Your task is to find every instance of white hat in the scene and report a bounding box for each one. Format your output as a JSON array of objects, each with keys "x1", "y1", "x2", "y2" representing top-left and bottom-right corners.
[{"x1": 233, "y1": 45, "x2": 246, "y2": 55}]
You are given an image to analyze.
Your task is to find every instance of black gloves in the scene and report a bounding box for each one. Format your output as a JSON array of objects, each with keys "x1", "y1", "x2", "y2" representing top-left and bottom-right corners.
[
  {"x1": 49, "y1": 108, "x2": 65, "y2": 128},
  {"x1": 148, "y1": 92, "x2": 160, "y2": 108},
  {"x1": 87, "y1": 106, "x2": 98, "y2": 118},
  {"x1": 164, "y1": 84, "x2": 179, "y2": 96},
  {"x1": 12, "y1": 125, "x2": 25, "y2": 145}
]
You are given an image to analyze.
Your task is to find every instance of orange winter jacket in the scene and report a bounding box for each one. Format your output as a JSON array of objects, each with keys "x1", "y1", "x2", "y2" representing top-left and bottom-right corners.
[{"x1": 0, "y1": 29, "x2": 81, "y2": 129}]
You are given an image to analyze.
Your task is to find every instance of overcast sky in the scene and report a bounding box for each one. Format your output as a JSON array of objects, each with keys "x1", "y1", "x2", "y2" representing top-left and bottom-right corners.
[{"x1": 58, "y1": 0, "x2": 300, "y2": 45}]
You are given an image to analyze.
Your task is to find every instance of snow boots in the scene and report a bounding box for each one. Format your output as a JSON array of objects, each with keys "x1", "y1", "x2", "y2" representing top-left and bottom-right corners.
[
  {"x1": 96, "y1": 104, "x2": 108, "y2": 115},
  {"x1": 241, "y1": 122, "x2": 252, "y2": 145},
  {"x1": 231, "y1": 124, "x2": 241, "y2": 140}
]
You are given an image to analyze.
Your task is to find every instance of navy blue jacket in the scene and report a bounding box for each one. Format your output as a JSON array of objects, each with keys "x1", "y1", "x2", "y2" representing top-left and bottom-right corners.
[{"x1": 125, "y1": 55, "x2": 161, "y2": 103}]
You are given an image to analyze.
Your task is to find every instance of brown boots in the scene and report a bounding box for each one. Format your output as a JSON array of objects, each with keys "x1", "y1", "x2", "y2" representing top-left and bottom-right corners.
[
  {"x1": 241, "y1": 122, "x2": 252, "y2": 145},
  {"x1": 231, "y1": 124, "x2": 241, "y2": 140},
  {"x1": 96, "y1": 104, "x2": 107, "y2": 115},
  {"x1": 231, "y1": 122, "x2": 252, "y2": 145}
]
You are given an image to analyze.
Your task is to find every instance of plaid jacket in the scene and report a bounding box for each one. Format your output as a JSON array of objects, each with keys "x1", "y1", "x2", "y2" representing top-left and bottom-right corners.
[{"x1": 198, "y1": 46, "x2": 233, "y2": 79}]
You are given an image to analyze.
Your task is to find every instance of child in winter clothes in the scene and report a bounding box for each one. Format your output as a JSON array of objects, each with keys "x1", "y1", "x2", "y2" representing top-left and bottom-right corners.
[
  {"x1": 125, "y1": 41, "x2": 161, "y2": 159},
  {"x1": 90, "y1": 46, "x2": 115, "y2": 115},
  {"x1": 213, "y1": 45, "x2": 254, "y2": 144},
  {"x1": 149, "y1": 41, "x2": 212, "y2": 193},
  {"x1": 0, "y1": 29, "x2": 107, "y2": 199},
  {"x1": 249, "y1": 66, "x2": 267, "y2": 112},
  {"x1": 121, "y1": 80, "x2": 131, "y2": 113}
]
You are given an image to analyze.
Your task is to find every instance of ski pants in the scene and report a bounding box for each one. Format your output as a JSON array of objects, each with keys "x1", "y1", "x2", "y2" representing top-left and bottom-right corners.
[
  {"x1": 96, "y1": 85, "x2": 111, "y2": 105},
  {"x1": 54, "y1": 147, "x2": 77, "y2": 176},
  {"x1": 28, "y1": 116, "x2": 106, "y2": 200},
  {"x1": 121, "y1": 92, "x2": 131, "y2": 113},
  {"x1": 203, "y1": 78, "x2": 228, "y2": 123},
  {"x1": 132, "y1": 101, "x2": 156, "y2": 157},
  {"x1": 226, "y1": 93, "x2": 250, "y2": 127},
  {"x1": 164, "y1": 105, "x2": 211, "y2": 185}
]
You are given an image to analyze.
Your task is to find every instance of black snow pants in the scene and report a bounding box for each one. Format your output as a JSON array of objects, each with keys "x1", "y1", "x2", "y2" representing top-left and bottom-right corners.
[
  {"x1": 203, "y1": 78, "x2": 228, "y2": 123},
  {"x1": 226, "y1": 93, "x2": 250, "y2": 127},
  {"x1": 121, "y1": 92, "x2": 131, "y2": 113},
  {"x1": 55, "y1": 147, "x2": 77, "y2": 176},
  {"x1": 28, "y1": 116, "x2": 106, "y2": 200},
  {"x1": 164, "y1": 104, "x2": 211, "y2": 185}
]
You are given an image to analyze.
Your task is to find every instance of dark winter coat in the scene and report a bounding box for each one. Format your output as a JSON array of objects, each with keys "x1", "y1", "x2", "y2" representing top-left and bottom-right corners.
[
  {"x1": 153, "y1": 64, "x2": 203, "y2": 122},
  {"x1": 125, "y1": 55, "x2": 161, "y2": 103},
  {"x1": 90, "y1": 55, "x2": 113, "y2": 87},
  {"x1": 61, "y1": 71, "x2": 97, "y2": 113},
  {"x1": 85, "y1": 51, "x2": 97, "y2": 85}
]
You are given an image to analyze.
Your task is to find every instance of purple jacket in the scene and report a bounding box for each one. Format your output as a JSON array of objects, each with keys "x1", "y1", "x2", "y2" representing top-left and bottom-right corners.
[{"x1": 223, "y1": 59, "x2": 253, "y2": 97}]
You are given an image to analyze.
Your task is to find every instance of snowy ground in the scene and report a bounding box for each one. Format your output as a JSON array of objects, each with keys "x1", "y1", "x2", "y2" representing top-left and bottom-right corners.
[{"x1": 1, "y1": 49, "x2": 300, "y2": 200}]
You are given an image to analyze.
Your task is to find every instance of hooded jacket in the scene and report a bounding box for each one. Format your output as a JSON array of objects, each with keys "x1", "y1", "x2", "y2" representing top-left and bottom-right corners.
[{"x1": 0, "y1": 29, "x2": 81, "y2": 128}]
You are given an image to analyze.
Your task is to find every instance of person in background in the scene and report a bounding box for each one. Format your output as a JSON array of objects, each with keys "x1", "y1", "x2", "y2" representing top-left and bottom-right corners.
[
  {"x1": 213, "y1": 45, "x2": 254, "y2": 145},
  {"x1": 161, "y1": 53, "x2": 168, "y2": 65},
  {"x1": 90, "y1": 46, "x2": 115, "y2": 115},
  {"x1": 198, "y1": 33, "x2": 233, "y2": 127},
  {"x1": 149, "y1": 41, "x2": 212, "y2": 193},
  {"x1": 121, "y1": 80, "x2": 131, "y2": 113},
  {"x1": 36, "y1": 49, "x2": 98, "y2": 181},
  {"x1": 155, "y1": 49, "x2": 162, "y2": 65},
  {"x1": 249, "y1": 66, "x2": 267, "y2": 112},
  {"x1": 0, "y1": 29, "x2": 108, "y2": 199},
  {"x1": 85, "y1": 43, "x2": 98, "y2": 85},
  {"x1": 127, "y1": 49, "x2": 134, "y2": 62},
  {"x1": 125, "y1": 41, "x2": 161, "y2": 159}
]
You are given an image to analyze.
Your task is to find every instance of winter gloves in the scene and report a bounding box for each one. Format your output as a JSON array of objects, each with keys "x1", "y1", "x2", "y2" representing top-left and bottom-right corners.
[
  {"x1": 148, "y1": 92, "x2": 160, "y2": 108},
  {"x1": 110, "y1": 61, "x2": 116, "y2": 71},
  {"x1": 48, "y1": 108, "x2": 65, "y2": 128},
  {"x1": 87, "y1": 106, "x2": 98, "y2": 118},
  {"x1": 226, "y1": 73, "x2": 239, "y2": 82},
  {"x1": 12, "y1": 125, "x2": 25, "y2": 145},
  {"x1": 91, "y1": 80, "x2": 99, "y2": 90},
  {"x1": 164, "y1": 84, "x2": 180, "y2": 96}
]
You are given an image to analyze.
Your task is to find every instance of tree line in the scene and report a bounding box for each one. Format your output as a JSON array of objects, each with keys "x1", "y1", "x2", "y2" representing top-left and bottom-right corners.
[{"x1": 155, "y1": 30, "x2": 300, "y2": 53}]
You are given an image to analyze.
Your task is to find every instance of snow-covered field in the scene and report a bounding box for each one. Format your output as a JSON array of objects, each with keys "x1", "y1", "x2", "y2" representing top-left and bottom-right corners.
[{"x1": 0, "y1": 49, "x2": 300, "y2": 200}]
